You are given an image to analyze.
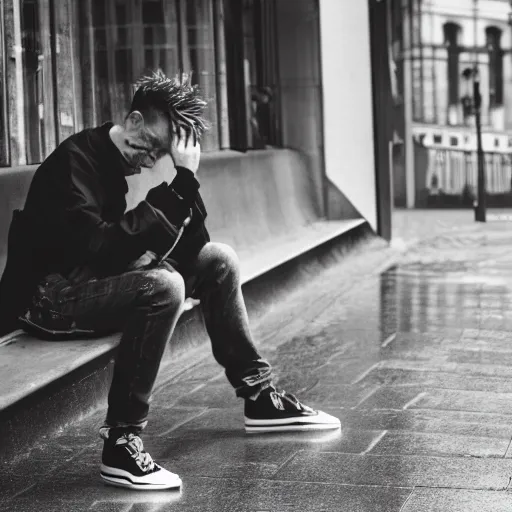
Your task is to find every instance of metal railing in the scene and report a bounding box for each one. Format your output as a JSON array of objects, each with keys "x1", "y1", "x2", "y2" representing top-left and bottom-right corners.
[{"x1": 425, "y1": 148, "x2": 512, "y2": 196}]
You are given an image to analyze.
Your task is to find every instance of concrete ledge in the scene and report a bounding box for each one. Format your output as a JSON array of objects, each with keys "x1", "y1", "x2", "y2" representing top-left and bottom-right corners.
[{"x1": 240, "y1": 219, "x2": 365, "y2": 282}]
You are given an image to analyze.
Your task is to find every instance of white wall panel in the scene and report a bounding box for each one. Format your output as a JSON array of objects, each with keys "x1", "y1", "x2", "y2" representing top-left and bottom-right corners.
[{"x1": 318, "y1": 0, "x2": 377, "y2": 230}]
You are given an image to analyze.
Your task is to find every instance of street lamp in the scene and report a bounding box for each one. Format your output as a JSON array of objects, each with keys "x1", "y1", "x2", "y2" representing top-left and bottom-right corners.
[
  {"x1": 472, "y1": 67, "x2": 486, "y2": 222},
  {"x1": 462, "y1": 66, "x2": 486, "y2": 222}
]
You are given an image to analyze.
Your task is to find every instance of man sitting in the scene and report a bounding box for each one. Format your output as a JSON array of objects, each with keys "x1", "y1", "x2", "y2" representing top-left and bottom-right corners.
[{"x1": 0, "y1": 71, "x2": 340, "y2": 490}]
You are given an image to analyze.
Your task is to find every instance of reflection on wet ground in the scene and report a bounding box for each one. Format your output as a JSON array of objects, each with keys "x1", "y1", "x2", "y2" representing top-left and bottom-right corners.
[{"x1": 5, "y1": 227, "x2": 512, "y2": 511}]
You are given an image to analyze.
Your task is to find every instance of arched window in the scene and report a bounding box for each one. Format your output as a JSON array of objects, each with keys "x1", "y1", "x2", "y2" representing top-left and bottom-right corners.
[
  {"x1": 486, "y1": 27, "x2": 503, "y2": 107},
  {"x1": 444, "y1": 23, "x2": 461, "y2": 108}
]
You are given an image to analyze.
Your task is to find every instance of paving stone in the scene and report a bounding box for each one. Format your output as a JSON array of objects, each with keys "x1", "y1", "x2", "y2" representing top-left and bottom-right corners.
[
  {"x1": 151, "y1": 427, "x2": 384, "y2": 479},
  {"x1": 335, "y1": 408, "x2": 512, "y2": 439},
  {"x1": 448, "y1": 348, "x2": 512, "y2": 367},
  {"x1": 404, "y1": 318, "x2": 481, "y2": 330},
  {"x1": 462, "y1": 329, "x2": 512, "y2": 340},
  {"x1": 357, "y1": 386, "x2": 426, "y2": 410},
  {"x1": 368, "y1": 431, "x2": 509, "y2": 457},
  {"x1": 0, "y1": 434, "x2": 98, "y2": 500},
  {"x1": 143, "y1": 406, "x2": 209, "y2": 437},
  {"x1": 172, "y1": 381, "x2": 238, "y2": 409},
  {"x1": 320, "y1": 358, "x2": 383, "y2": 385},
  {"x1": 362, "y1": 385, "x2": 512, "y2": 416},
  {"x1": 413, "y1": 389, "x2": 512, "y2": 415},
  {"x1": 162, "y1": 359, "x2": 225, "y2": 384},
  {"x1": 405, "y1": 324, "x2": 467, "y2": 335},
  {"x1": 380, "y1": 358, "x2": 512, "y2": 378},
  {"x1": 275, "y1": 452, "x2": 512, "y2": 490},
  {"x1": 236, "y1": 480, "x2": 412, "y2": 512},
  {"x1": 456, "y1": 335, "x2": 512, "y2": 354},
  {"x1": 278, "y1": 359, "x2": 353, "y2": 388},
  {"x1": 357, "y1": 367, "x2": 512, "y2": 393},
  {"x1": 402, "y1": 488, "x2": 512, "y2": 512},
  {"x1": 297, "y1": 382, "x2": 381, "y2": 409},
  {"x1": 150, "y1": 406, "x2": 244, "y2": 433},
  {"x1": 0, "y1": 471, "x2": 40, "y2": 502},
  {"x1": 152, "y1": 379, "x2": 212, "y2": 407},
  {"x1": 8, "y1": 476, "x2": 247, "y2": 512},
  {"x1": 391, "y1": 331, "x2": 464, "y2": 346},
  {"x1": 481, "y1": 319, "x2": 512, "y2": 330},
  {"x1": 270, "y1": 329, "x2": 366, "y2": 356}
]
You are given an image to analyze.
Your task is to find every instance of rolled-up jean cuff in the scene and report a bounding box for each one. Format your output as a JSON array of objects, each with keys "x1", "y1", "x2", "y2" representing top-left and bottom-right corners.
[
  {"x1": 235, "y1": 378, "x2": 273, "y2": 401},
  {"x1": 99, "y1": 420, "x2": 148, "y2": 439}
]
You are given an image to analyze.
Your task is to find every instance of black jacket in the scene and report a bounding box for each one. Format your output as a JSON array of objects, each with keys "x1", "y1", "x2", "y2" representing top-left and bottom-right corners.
[{"x1": 0, "y1": 123, "x2": 209, "y2": 335}]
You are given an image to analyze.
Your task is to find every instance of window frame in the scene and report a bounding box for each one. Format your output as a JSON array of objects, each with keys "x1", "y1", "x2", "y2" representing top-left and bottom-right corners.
[{"x1": 0, "y1": 0, "x2": 10, "y2": 166}]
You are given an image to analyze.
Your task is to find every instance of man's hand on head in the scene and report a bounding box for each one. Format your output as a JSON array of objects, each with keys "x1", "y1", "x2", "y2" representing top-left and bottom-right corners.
[{"x1": 170, "y1": 126, "x2": 201, "y2": 175}]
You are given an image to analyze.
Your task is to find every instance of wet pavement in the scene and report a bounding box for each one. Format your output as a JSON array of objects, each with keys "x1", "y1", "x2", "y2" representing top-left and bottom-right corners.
[{"x1": 5, "y1": 210, "x2": 512, "y2": 511}]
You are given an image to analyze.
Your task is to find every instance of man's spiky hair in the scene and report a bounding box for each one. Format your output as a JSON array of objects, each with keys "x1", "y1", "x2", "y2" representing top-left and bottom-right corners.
[{"x1": 131, "y1": 70, "x2": 209, "y2": 141}]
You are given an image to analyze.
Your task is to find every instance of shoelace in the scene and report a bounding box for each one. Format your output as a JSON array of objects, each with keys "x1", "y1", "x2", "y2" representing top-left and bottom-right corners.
[
  {"x1": 116, "y1": 433, "x2": 155, "y2": 472},
  {"x1": 270, "y1": 390, "x2": 314, "y2": 413}
]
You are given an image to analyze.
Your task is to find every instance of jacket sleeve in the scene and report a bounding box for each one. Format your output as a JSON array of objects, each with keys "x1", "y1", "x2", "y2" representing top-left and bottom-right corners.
[
  {"x1": 64, "y1": 149, "x2": 183, "y2": 275},
  {"x1": 145, "y1": 166, "x2": 200, "y2": 225}
]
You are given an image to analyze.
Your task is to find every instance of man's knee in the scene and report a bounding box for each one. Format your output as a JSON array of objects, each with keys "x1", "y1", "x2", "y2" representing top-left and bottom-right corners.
[
  {"x1": 139, "y1": 267, "x2": 185, "y2": 308},
  {"x1": 202, "y1": 242, "x2": 240, "y2": 282}
]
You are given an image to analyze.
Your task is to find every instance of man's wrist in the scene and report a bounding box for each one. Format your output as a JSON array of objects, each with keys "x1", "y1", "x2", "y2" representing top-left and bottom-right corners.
[
  {"x1": 175, "y1": 166, "x2": 196, "y2": 178},
  {"x1": 170, "y1": 166, "x2": 200, "y2": 202}
]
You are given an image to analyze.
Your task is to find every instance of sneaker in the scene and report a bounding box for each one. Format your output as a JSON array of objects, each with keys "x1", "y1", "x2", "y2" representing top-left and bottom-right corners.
[
  {"x1": 244, "y1": 387, "x2": 341, "y2": 433},
  {"x1": 100, "y1": 430, "x2": 181, "y2": 490}
]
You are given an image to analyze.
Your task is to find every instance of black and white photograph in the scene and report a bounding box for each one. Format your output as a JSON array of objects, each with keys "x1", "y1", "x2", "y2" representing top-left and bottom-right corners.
[{"x1": 2, "y1": 0, "x2": 512, "y2": 510}]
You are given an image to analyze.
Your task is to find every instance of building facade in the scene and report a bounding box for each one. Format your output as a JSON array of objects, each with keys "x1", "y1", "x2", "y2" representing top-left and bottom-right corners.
[
  {"x1": 0, "y1": 0, "x2": 388, "y2": 241},
  {"x1": 392, "y1": 0, "x2": 512, "y2": 207}
]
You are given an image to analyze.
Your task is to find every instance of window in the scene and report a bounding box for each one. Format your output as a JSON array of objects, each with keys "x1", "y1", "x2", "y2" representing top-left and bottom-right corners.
[
  {"x1": 486, "y1": 26, "x2": 503, "y2": 108},
  {"x1": 0, "y1": 0, "x2": 59, "y2": 166},
  {"x1": 22, "y1": 0, "x2": 44, "y2": 164},
  {"x1": 444, "y1": 23, "x2": 461, "y2": 108},
  {"x1": 249, "y1": 0, "x2": 281, "y2": 148},
  {"x1": 1, "y1": 0, "x2": 283, "y2": 165},
  {"x1": 181, "y1": 0, "x2": 219, "y2": 150},
  {"x1": 19, "y1": 0, "x2": 57, "y2": 165},
  {"x1": 224, "y1": 0, "x2": 281, "y2": 151},
  {"x1": 78, "y1": 0, "x2": 220, "y2": 151}
]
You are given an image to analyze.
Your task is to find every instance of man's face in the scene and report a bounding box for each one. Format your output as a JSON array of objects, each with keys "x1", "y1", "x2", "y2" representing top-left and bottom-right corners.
[{"x1": 122, "y1": 112, "x2": 171, "y2": 171}]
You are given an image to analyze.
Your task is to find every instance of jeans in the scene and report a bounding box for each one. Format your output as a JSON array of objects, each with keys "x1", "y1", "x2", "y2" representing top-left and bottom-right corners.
[{"x1": 32, "y1": 242, "x2": 273, "y2": 429}]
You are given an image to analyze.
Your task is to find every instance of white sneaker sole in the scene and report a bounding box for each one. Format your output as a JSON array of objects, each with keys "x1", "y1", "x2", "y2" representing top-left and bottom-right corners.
[
  {"x1": 244, "y1": 411, "x2": 341, "y2": 434},
  {"x1": 100, "y1": 464, "x2": 182, "y2": 490}
]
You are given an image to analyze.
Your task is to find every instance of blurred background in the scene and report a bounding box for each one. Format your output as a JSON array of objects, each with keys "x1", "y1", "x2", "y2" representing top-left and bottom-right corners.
[{"x1": 390, "y1": 0, "x2": 512, "y2": 214}]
